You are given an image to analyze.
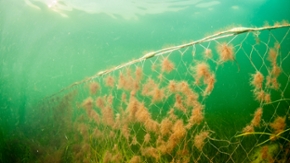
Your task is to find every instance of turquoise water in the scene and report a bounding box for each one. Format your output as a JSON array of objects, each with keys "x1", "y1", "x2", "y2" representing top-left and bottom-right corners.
[{"x1": 1, "y1": 0, "x2": 290, "y2": 162}]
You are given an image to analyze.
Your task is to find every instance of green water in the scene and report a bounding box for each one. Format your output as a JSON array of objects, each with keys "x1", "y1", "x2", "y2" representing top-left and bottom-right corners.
[{"x1": 1, "y1": 0, "x2": 290, "y2": 163}]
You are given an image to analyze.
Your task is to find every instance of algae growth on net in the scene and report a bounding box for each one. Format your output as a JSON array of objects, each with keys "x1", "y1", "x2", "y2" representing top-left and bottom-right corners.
[{"x1": 26, "y1": 23, "x2": 290, "y2": 162}]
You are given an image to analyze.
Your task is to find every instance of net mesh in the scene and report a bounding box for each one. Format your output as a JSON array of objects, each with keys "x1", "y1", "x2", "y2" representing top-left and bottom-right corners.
[{"x1": 27, "y1": 23, "x2": 290, "y2": 163}]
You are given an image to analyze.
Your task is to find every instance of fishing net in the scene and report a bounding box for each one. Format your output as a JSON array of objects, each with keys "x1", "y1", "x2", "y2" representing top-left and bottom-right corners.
[{"x1": 26, "y1": 23, "x2": 290, "y2": 163}]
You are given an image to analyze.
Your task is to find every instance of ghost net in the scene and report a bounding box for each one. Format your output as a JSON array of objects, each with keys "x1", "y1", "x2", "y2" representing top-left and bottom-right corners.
[{"x1": 33, "y1": 23, "x2": 290, "y2": 163}]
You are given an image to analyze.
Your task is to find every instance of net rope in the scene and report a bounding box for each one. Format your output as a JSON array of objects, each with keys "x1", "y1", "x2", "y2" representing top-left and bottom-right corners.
[{"x1": 28, "y1": 23, "x2": 290, "y2": 163}]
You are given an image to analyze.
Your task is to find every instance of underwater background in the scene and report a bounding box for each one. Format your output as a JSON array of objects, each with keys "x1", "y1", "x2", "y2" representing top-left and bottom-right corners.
[{"x1": 1, "y1": 0, "x2": 290, "y2": 163}]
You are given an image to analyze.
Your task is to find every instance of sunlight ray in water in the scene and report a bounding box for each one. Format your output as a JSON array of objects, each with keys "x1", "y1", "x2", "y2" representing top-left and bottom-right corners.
[{"x1": 25, "y1": 0, "x2": 202, "y2": 19}]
